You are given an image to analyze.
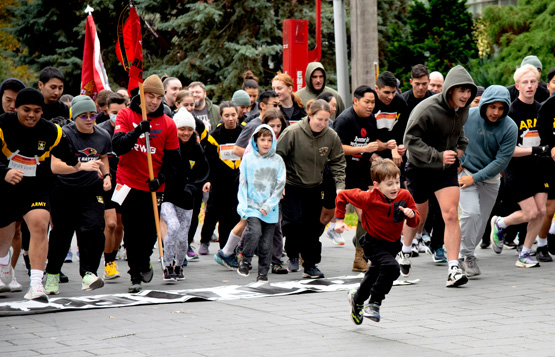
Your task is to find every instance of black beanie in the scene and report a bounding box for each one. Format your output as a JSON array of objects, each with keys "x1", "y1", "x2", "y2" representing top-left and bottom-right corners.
[{"x1": 15, "y1": 88, "x2": 44, "y2": 108}]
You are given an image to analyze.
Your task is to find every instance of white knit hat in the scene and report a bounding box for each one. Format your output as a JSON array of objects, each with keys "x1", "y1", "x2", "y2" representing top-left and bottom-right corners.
[{"x1": 173, "y1": 107, "x2": 196, "y2": 130}]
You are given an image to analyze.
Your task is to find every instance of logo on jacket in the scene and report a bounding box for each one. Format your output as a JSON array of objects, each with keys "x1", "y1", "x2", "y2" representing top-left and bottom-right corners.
[
  {"x1": 361, "y1": 128, "x2": 367, "y2": 137},
  {"x1": 319, "y1": 147, "x2": 329, "y2": 156},
  {"x1": 80, "y1": 147, "x2": 98, "y2": 156},
  {"x1": 38, "y1": 141, "x2": 46, "y2": 150}
]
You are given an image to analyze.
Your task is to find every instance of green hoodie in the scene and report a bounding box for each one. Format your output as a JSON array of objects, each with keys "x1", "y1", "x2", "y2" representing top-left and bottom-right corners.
[
  {"x1": 296, "y1": 62, "x2": 346, "y2": 119},
  {"x1": 403, "y1": 65, "x2": 477, "y2": 171},
  {"x1": 276, "y1": 117, "x2": 346, "y2": 189}
]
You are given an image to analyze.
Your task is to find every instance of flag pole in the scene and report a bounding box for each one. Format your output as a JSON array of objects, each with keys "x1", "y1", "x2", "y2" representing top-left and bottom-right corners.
[{"x1": 138, "y1": 82, "x2": 165, "y2": 274}]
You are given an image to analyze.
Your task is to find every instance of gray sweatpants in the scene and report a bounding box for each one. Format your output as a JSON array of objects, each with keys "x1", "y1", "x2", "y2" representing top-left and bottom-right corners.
[
  {"x1": 161, "y1": 202, "x2": 193, "y2": 267},
  {"x1": 459, "y1": 171, "x2": 500, "y2": 258}
]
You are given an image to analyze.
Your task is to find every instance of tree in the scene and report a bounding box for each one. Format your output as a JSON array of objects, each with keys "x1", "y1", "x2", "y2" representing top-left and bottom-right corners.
[{"x1": 386, "y1": 0, "x2": 477, "y2": 90}]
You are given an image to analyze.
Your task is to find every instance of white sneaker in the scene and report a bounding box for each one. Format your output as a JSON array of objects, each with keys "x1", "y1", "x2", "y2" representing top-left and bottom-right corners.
[
  {"x1": 0, "y1": 281, "x2": 10, "y2": 293},
  {"x1": 82, "y1": 272, "x2": 104, "y2": 291},
  {"x1": 327, "y1": 229, "x2": 345, "y2": 246},
  {"x1": 417, "y1": 239, "x2": 428, "y2": 253},
  {"x1": 24, "y1": 283, "x2": 49, "y2": 302},
  {"x1": 446, "y1": 266, "x2": 468, "y2": 287},
  {"x1": 9, "y1": 276, "x2": 22, "y2": 292},
  {"x1": 0, "y1": 249, "x2": 14, "y2": 285}
]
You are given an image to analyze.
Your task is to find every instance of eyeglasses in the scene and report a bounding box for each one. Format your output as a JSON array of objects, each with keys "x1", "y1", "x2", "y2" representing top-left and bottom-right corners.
[{"x1": 77, "y1": 113, "x2": 98, "y2": 121}]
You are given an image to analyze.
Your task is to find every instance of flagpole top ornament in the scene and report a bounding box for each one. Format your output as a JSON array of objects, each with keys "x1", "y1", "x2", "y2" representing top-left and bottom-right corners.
[{"x1": 84, "y1": 5, "x2": 94, "y2": 15}]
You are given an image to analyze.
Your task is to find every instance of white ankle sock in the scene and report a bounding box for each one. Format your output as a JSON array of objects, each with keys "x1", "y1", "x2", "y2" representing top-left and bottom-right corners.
[
  {"x1": 538, "y1": 237, "x2": 547, "y2": 247},
  {"x1": 30, "y1": 269, "x2": 43, "y2": 286},
  {"x1": 415, "y1": 233, "x2": 422, "y2": 239},
  {"x1": 402, "y1": 244, "x2": 412, "y2": 254},
  {"x1": 0, "y1": 252, "x2": 9, "y2": 265},
  {"x1": 222, "y1": 233, "x2": 241, "y2": 256},
  {"x1": 497, "y1": 217, "x2": 508, "y2": 229},
  {"x1": 521, "y1": 246, "x2": 531, "y2": 255},
  {"x1": 448, "y1": 260, "x2": 459, "y2": 269}
]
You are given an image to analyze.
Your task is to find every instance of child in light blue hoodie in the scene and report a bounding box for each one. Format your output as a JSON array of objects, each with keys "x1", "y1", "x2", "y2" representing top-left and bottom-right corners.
[{"x1": 236, "y1": 124, "x2": 286, "y2": 282}]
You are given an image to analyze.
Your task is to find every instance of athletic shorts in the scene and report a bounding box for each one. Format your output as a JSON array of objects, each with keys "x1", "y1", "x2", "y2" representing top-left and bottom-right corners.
[
  {"x1": 103, "y1": 187, "x2": 121, "y2": 211},
  {"x1": 0, "y1": 188, "x2": 50, "y2": 228},
  {"x1": 405, "y1": 161, "x2": 458, "y2": 204},
  {"x1": 503, "y1": 166, "x2": 549, "y2": 204},
  {"x1": 320, "y1": 165, "x2": 337, "y2": 210}
]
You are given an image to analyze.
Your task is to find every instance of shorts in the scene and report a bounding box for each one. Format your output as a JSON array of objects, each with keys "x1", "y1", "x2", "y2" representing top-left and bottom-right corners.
[
  {"x1": 103, "y1": 187, "x2": 121, "y2": 211},
  {"x1": 405, "y1": 161, "x2": 458, "y2": 204},
  {"x1": 0, "y1": 188, "x2": 50, "y2": 228},
  {"x1": 320, "y1": 165, "x2": 337, "y2": 210},
  {"x1": 503, "y1": 165, "x2": 549, "y2": 204}
]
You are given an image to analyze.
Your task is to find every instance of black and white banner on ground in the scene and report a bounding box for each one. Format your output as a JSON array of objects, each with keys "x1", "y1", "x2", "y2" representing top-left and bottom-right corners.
[{"x1": 0, "y1": 275, "x2": 418, "y2": 317}]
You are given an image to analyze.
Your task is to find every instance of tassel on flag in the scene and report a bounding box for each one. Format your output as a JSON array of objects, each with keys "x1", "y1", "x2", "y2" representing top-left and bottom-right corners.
[
  {"x1": 116, "y1": 3, "x2": 143, "y2": 96},
  {"x1": 80, "y1": 5, "x2": 111, "y2": 100}
]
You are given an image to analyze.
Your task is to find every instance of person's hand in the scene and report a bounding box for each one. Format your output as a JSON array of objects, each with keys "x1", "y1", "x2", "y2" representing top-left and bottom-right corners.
[
  {"x1": 148, "y1": 176, "x2": 164, "y2": 192},
  {"x1": 370, "y1": 153, "x2": 380, "y2": 162},
  {"x1": 392, "y1": 148, "x2": 403, "y2": 166},
  {"x1": 79, "y1": 160, "x2": 103, "y2": 177},
  {"x1": 365, "y1": 141, "x2": 379, "y2": 153},
  {"x1": 260, "y1": 209, "x2": 268, "y2": 216},
  {"x1": 401, "y1": 207, "x2": 415, "y2": 218},
  {"x1": 103, "y1": 175, "x2": 112, "y2": 191},
  {"x1": 551, "y1": 146, "x2": 555, "y2": 161},
  {"x1": 442, "y1": 150, "x2": 457, "y2": 165},
  {"x1": 458, "y1": 175, "x2": 475, "y2": 189},
  {"x1": 4, "y1": 169, "x2": 23, "y2": 185},
  {"x1": 202, "y1": 182, "x2": 211, "y2": 192},
  {"x1": 134, "y1": 120, "x2": 150, "y2": 135},
  {"x1": 532, "y1": 145, "x2": 550, "y2": 158},
  {"x1": 335, "y1": 219, "x2": 347, "y2": 233},
  {"x1": 397, "y1": 144, "x2": 406, "y2": 156},
  {"x1": 387, "y1": 139, "x2": 397, "y2": 150}
]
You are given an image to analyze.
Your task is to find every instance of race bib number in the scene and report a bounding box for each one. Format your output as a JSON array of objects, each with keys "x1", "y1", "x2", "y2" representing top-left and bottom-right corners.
[
  {"x1": 8, "y1": 152, "x2": 38, "y2": 177},
  {"x1": 521, "y1": 129, "x2": 540, "y2": 148},
  {"x1": 220, "y1": 144, "x2": 240, "y2": 161}
]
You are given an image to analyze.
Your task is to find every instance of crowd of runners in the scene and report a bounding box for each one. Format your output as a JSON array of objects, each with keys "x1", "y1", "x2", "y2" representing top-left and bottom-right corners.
[{"x1": 1, "y1": 55, "x2": 555, "y2": 324}]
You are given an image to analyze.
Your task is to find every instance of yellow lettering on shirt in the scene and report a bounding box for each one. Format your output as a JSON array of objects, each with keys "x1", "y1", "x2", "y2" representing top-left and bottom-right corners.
[{"x1": 519, "y1": 118, "x2": 537, "y2": 130}]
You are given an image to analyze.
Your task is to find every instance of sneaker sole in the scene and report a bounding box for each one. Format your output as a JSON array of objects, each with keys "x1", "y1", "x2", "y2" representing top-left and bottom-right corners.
[
  {"x1": 303, "y1": 273, "x2": 325, "y2": 279},
  {"x1": 24, "y1": 293, "x2": 49, "y2": 303},
  {"x1": 0, "y1": 285, "x2": 11, "y2": 293},
  {"x1": 363, "y1": 314, "x2": 380, "y2": 323},
  {"x1": 45, "y1": 289, "x2": 60, "y2": 295},
  {"x1": 515, "y1": 261, "x2": 540, "y2": 268},
  {"x1": 83, "y1": 278, "x2": 104, "y2": 291},
  {"x1": 333, "y1": 241, "x2": 345, "y2": 246},
  {"x1": 187, "y1": 256, "x2": 200, "y2": 261},
  {"x1": 163, "y1": 278, "x2": 177, "y2": 282},
  {"x1": 399, "y1": 265, "x2": 411, "y2": 277},
  {"x1": 104, "y1": 273, "x2": 120, "y2": 280},
  {"x1": 348, "y1": 292, "x2": 363, "y2": 325},
  {"x1": 237, "y1": 269, "x2": 250, "y2": 277},
  {"x1": 446, "y1": 275, "x2": 468, "y2": 287},
  {"x1": 489, "y1": 216, "x2": 504, "y2": 254}
]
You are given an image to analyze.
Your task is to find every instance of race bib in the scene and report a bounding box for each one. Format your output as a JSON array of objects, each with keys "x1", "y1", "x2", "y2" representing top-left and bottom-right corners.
[
  {"x1": 111, "y1": 183, "x2": 131, "y2": 205},
  {"x1": 8, "y1": 151, "x2": 38, "y2": 177},
  {"x1": 375, "y1": 111, "x2": 398, "y2": 131},
  {"x1": 521, "y1": 129, "x2": 540, "y2": 148},
  {"x1": 220, "y1": 144, "x2": 240, "y2": 161}
]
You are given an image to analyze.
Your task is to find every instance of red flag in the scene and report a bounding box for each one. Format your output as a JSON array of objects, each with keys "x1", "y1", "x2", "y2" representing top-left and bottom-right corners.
[
  {"x1": 81, "y1": 12, "x2": 111, "y2": 100},
  {"x1": 116, "y1": 4, "x2": 143, "y2": 85}
]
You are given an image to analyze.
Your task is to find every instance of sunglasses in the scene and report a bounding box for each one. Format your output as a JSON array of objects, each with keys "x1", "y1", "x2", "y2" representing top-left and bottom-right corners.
[{"x1": 77, "y1": 114, "x2": 98, "y2": 121}]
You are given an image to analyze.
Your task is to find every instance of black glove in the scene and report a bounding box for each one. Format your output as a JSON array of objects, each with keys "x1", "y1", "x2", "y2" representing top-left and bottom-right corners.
[
  {"x1": 134, "y1": 120, "x2": 151, "y2": 135},
  {"x1": 532, "y1": 145, "x2": 550, "y2": 158},
  {"x1": 147, "y1": 174, "x2": 166, "y2": 192}
]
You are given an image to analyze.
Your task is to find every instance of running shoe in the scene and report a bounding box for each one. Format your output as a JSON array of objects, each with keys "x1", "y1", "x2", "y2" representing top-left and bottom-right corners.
[
  {"x1": 504, "y1": 241, "x2": 517, "y2": 250},
  {"x1": 220, "y1": 251, "x2": 239, "y2": 270},
  {"x1": 303, "y1": 266, "x2": 325, "y2": 279},
  {"x1": 257, "y1": 274, "x2": 269, "y2": 283},
  {"x1": 490, "y1": 216, "x2": 505, "y2": 254},
  {"x1": 104, "y1": 261, "x2": 121, "y2": 280},
  {"x1": 516, "y1": 252, "x2": 540, "y2": 268},
  {"x1": 82, "y1": 272, "x2": 104, "y2": 291},
  {"x1": 44, "y1": 273, "x2": 60, "y2": 295},
  {"x1": 287, "y1": 258, "x2": 300, "y2": 272},
  {"x1": 59, "y1": 271, "x2": 69, "y2": 283},
  {"x1": 24, "y1": 283, "x2": 49, "y2": 302},
  {"x1": 446, "y1": 265, "x2": 468, "y2": 287},
  {"x1": 417, "y1": 238, "x2": 428, "y2": 254},
  {"x1": 0, "y1": 249, "x2": 13, "y2": 285},
  {"x1": 464, "y1": 256, "x2": 481, "y2": 277},
  {"x1": 64, "y1": 250, "x2": 73, "y2": 263},
  {"x1": 327, "y1": 229, "x2": 345, "y2": 246},
  {"x1": 0, "y1": 281, "x2": 10, "y2": 293},
  {"x1": 362, "y1": 303, "x2": 381, "y2": 322},
  {"x1": 9, "y1": 277, "x2": 22, "y2": 292},
  {"x1": 396, "y1": 252, "x2": 411, "y2": 277},
  {"x1": 348, "y1": 289, "x2": 363, "y2": 325},
  {"x1": 140, "y1": 265, "x2": 153, "y2": 283},
  {"x1": 163, "y1": 267, "x2": 176, "y2": 282},
  {"x1": 174, "y1": 266, "x2": 185, "y2": 281},
  {"x1": 116, "y1": 246, "x2": 127, "y2": 261},
  {"x1": 480, "y1": 240, "x2": 490, "y2": 249},
  {"x1": 187, "y1": 245, "x2": 199, "y2": 261},
  {"x1": 237, "y1": 260, "x2": 251, "y2": 277},
  {"x1": 535, "y1": 246, "x2": 553, "y2": 262},
  {"x1": 432, "y1": 248, "x2": 447, "y2": 263},
  {"x1": 198, "y1": 242, "x2": 210, "y2": 255},
  {"x1": 411, "y1": 243, "x2": 420, "y2": 257},
  {"x1": 211, "y1": 233, "x2": 219, "y2": 242},
  {"x1": 128, "y1": 279, "x2": 142, "y2": 293},
  {"x1": 271, "y1": 263, "x2": 288, "y2": 274}
]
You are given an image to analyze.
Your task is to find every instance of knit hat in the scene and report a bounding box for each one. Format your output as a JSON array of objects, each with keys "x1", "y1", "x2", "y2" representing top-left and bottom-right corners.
[
  {"x1": 547, "y1": 67, "x2": 555, "y2": 83},
  {"x1": 71, "y1": 95, "x2": 97, "y2": 118},
  {"x1": 521, "y1": 55, "x2": 542, "y2": 71},
  {"x1": 173, "y1": 107, "x2": 196, "y2": 130},
  {"x1": 476, "y1": 86, "x2": 485, "y2": 97},
  {"x1": 143, "y1": 75, "x2": 165, "y2": 96},
  {"x1": 15, "y1": 88, "x2": 44, "y2": 108},
  {"x1": 231, "y1": 90, "x2": 251, "y2": 106}
]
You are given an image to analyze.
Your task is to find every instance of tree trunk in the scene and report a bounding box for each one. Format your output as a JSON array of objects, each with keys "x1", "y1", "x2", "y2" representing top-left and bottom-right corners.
[{"x1": 350, "y1": 0, "x2": 378, "y2": 90}]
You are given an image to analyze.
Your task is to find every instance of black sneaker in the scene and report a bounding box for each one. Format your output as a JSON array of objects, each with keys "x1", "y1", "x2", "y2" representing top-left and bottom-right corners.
[
  {"x1": 59, "y1": 271, "x2": 69, "y2": 283},
  {"x1": 257, "y1": 274, "x2": 269, "y2": 283},
  {"x1": 140, "y1": 265, "x2": 153, "y2": 283},
  {"x1": 480, "y1": 240, "x2": 490, "y2": 249},
  {"x1": 271, "y1": 263, "x2": 288, "y2": 274},
  {"x1": 348, "y1": 290, "x2": 363, "y2": 325},
  {"x1": 128, "y1": 278, "x2": 142, "y2": 293},
  {"x1": 536, "y1": 246, "x2": 553, "y2": 262},
  {"x1": 163, "y1": 266, "x2": 176, "y2": 282},
  {"x1": 237, "y1": 261, "x2": 251, "y2": 277},
  {"x1": 362, "y1": 302, "x2": 381, "y2": 322},
  {"x1": 303, "y1": 266, "x2": 325, "y2": 279},
  {"x1": 174, "y1": 266, "x2": 185, "y2": 280},
  {"x1": 503, "y1": 241, "x2": 517, "y2": 250}
]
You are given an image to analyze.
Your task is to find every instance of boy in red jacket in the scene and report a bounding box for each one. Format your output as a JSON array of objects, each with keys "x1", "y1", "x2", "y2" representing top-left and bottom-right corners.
[{"x1": 335, "y1": 158, "x2": 420, "y2": 325}]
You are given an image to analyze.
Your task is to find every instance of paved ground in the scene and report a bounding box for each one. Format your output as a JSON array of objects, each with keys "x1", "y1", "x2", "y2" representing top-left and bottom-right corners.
[{"x1": 2, "y1": 228, "x2": 555, "y2": 357}]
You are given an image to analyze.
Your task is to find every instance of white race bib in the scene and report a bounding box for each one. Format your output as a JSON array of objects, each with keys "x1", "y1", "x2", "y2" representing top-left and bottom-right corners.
[
  {"x1": 220, "y1": 144, "x2": 240, "y2": 161},
  {"x1": 521, "y1": 129, "x2": 540, "y2": 148},
  {"x1": 111, "y1": 183, "x2": 131, "y2": 205},
  {"x1": 8, "y1": 151, "x2": 38, "y2": 177}
]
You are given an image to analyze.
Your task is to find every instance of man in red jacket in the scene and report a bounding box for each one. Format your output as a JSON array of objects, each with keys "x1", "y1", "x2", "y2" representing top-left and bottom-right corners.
[
  {"x1": 112, "y1": 75, "x2": 180, "y2": 293},
  {"x1": 335, "y1": 158, "x2": 420, "y2": 325}
]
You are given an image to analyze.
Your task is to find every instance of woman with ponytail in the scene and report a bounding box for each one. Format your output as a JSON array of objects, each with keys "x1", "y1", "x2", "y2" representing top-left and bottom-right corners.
[{"x1": 272, "y1": 73, "x2": 307, "y2": 124}]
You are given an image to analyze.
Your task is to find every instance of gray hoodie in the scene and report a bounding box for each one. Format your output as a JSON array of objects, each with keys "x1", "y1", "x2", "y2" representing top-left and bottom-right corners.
[
  {"x1": 296, "y1": 62, "x2": 345, "y2": 118},
  {"x1": 403, "y1": 65, "x2": 477, "y2": 170}
]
